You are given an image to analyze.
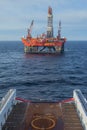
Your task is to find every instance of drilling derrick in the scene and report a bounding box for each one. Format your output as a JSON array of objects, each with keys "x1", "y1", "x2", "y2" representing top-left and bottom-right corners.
[
  {"x1": 47, "y1": 7, "x2": 53, "y2": 38},
  {"x1": 57, "y1": 21, "x2": 61, "y2": 39}
]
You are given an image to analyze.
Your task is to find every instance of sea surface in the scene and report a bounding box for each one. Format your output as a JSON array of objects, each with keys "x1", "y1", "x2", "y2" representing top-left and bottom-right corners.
[{"x1": 0, "y1": 41, "x2": 87, "y2": 101}]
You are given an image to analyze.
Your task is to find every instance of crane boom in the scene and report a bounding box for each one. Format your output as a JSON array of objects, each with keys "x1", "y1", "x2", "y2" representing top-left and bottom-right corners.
[{"x1": 27, "y1": 20, "x2": 34, "y2": 38}]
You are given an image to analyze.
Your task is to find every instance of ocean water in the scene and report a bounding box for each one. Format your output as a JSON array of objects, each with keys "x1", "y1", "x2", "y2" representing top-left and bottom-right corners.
[{"x1": 0, "y1": 41, "x2": 87, "y2": 101}]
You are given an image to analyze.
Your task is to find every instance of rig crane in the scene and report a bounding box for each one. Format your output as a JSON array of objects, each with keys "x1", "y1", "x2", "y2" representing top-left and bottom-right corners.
[{"x1": 27, "y1": 20, "x2": 34, "y2": 38}]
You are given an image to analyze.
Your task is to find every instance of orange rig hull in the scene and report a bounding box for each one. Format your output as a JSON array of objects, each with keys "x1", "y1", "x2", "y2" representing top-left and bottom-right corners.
[{"x1": 22, "y1": 37, "x2": 66, "y2": 54}]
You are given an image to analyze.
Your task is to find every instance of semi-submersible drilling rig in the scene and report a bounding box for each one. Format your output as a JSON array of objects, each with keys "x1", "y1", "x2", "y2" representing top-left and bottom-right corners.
[{"x1": 22, "y1": 7, "x2": 66, "y2": 54}]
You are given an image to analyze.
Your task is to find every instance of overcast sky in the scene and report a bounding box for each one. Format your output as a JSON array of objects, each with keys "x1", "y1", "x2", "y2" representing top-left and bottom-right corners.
[{"x1": 0, "y1": 0, "x2": 87, "y2": 41}]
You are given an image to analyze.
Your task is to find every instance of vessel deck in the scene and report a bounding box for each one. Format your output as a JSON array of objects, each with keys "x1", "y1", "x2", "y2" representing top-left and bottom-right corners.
[{"x1": 2, "y1": 102, "x2": 83, "y2": 130}]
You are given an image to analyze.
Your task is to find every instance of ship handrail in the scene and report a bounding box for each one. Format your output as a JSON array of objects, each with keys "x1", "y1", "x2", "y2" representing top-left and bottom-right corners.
[
  {"x1": 73, "y1": 89, "x2": 87, "y2": 130},
  {"x1": 74, "y1": 89, "x2": 87, "y2": 114},
  {"x1": 0, "y1": 89, "x2": 16, "y2": 130},
  {"x1": 76, "y1": 90, "x2": 87, "y2": 112},
  {"x1": 0, "y1": 89, "x2": 15, "y2": 111}
]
